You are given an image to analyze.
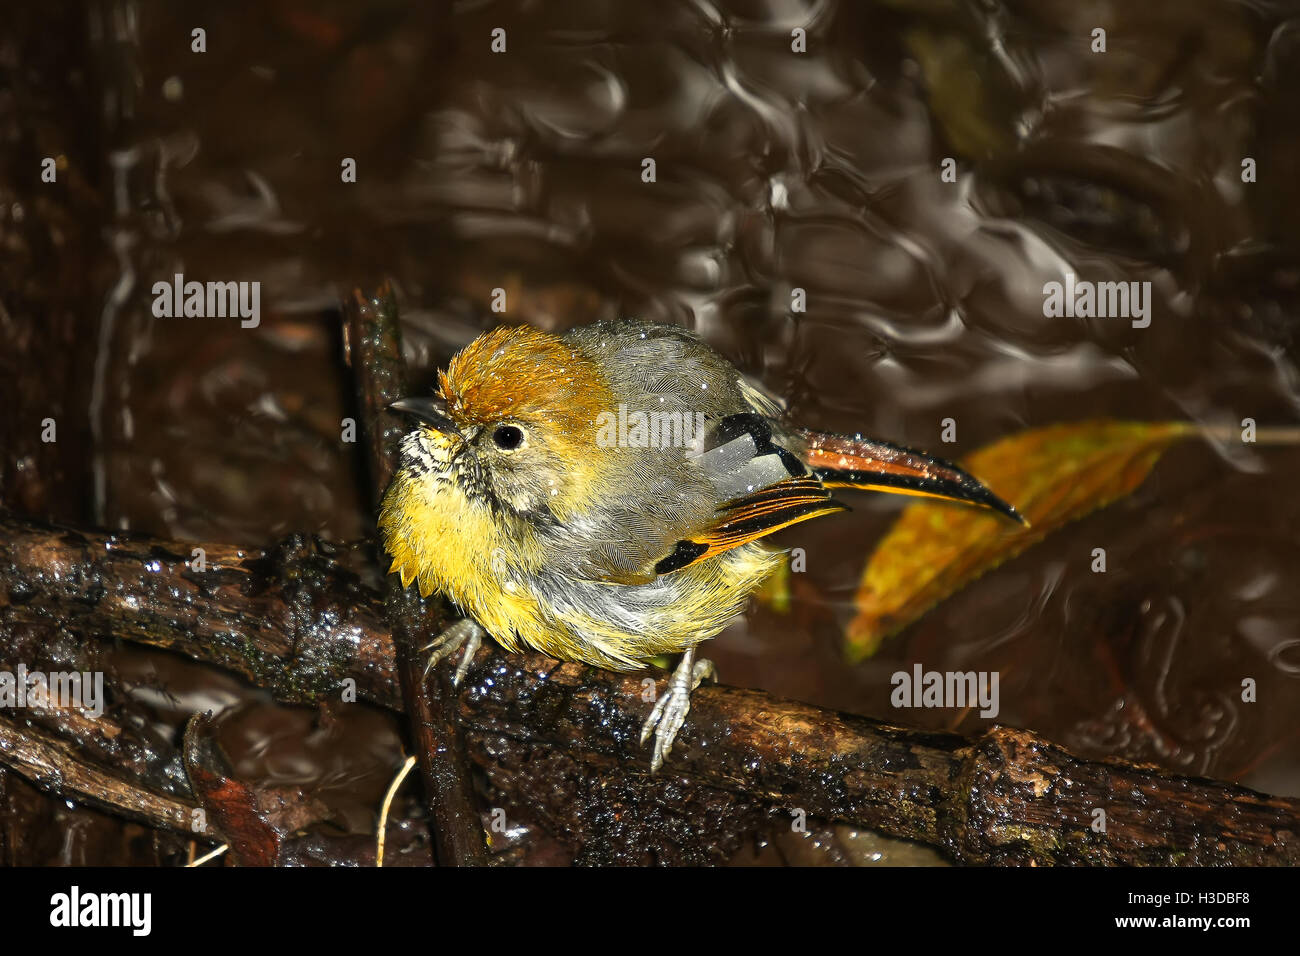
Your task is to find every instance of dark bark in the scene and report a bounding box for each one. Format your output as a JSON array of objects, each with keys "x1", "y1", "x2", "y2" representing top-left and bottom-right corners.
[
  {"x1": 0, "y1": 713, "x2": 197, "y2": 835},
  {"x1": 0, "y1": 510, "x2": 400, "y2": 707},
  {"x1": 2, "y1": 509, "x2": 1297, "y2": 864},
  {"x1": 341, "y1": 284, "x2": 489, "y2": 866}
]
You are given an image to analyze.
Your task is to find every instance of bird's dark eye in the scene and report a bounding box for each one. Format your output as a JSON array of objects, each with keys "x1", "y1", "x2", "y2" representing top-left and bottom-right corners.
[{"x1": 492, "y1": 425, "x2": 524, "y2": 450}]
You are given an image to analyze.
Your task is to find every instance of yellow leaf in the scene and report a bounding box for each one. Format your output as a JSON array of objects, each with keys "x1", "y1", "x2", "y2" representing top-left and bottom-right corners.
[
  {"x1": 845, "y1": 420, "x2": 1195, "y2": 661},
  {"x1": 753, "y1": 553, "x2": 792, "y2": 614}
]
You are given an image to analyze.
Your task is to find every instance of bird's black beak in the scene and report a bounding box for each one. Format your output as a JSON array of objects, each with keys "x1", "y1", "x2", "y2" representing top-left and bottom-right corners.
[{"x1": 389, "y1": 397, "x2": 460, "y2": 438}]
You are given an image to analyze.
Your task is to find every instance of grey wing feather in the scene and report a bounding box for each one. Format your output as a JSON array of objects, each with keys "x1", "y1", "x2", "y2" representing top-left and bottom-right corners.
[
  {"x1": 535, "y1": 321, "x2": 805, "y2": 583},
  {"x1": 692, "y1": 433, "x2": 793, "y2": 502}
]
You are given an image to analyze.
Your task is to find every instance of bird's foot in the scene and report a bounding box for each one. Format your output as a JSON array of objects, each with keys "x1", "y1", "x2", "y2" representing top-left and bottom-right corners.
[
  {"x1": 639, "y1": 647, "x2": 715, "y2": 772},
  {"x1": 420, "y1": 618, "x2": 484, "y2": 687}
]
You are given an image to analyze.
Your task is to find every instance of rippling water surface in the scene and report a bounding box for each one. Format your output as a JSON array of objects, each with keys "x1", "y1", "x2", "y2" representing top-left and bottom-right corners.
[{"x1": 28, "y1": 0, "x2": 1300, "y2": 861}]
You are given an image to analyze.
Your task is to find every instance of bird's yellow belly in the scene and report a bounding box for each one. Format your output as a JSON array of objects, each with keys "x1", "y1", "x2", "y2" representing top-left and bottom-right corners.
[{"x1": 379, "y1": 469, "x2": 782, "y2": 671}]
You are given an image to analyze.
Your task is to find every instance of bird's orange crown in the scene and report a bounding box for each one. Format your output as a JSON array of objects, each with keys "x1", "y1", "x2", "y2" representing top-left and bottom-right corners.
[{"x1": 438, "y1": 324, "x2": 615, "y2": 441}]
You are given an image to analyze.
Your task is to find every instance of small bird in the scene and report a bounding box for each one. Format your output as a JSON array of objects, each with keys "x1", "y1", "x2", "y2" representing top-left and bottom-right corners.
[{"x1": 380, "y1": 318, "x2": 1023, "y2": 770}]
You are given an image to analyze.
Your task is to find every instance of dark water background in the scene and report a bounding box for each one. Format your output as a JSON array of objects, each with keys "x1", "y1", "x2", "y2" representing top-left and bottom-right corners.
[{"x1": 4, "y1": 0, "x2": 1300, "y2": 864}]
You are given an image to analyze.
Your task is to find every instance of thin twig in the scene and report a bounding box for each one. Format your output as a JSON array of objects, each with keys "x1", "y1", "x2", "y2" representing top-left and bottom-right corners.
[
  {"x1": 186, "y1": 845, "x2": 229, "y2": 868},
  {"x1": 342, "y1": 283, "x2": 489, "y2": 866},
  {"x1": 377, "y1": 755, "x2": 417, "y2": 867}
]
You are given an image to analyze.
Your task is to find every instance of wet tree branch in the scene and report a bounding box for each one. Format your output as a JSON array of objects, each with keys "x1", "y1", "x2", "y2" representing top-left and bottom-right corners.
[
  {"x1": 0, "y1": 712, "x2": 197, "y2": 835},
  {"x1": 1, "y1": 509, "x2": 1298, "y2": 864},
  {"x1": 341, "y1": 284, "x2": 489, "y2": 866}
]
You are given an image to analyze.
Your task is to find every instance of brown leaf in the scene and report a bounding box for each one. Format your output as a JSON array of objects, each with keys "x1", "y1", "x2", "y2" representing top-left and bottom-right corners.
[
  {"x1": 182, "y1": 712, "x2": 330, "y2": 866},
  {"x1": 845, "y1": 420, "x2": 1195, "y2": 660}
]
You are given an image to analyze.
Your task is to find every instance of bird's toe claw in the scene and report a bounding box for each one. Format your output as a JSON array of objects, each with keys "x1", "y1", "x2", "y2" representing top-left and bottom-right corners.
[
  {"x1": 420, "y1": 618, "x2": 483, "y2": 686},
  {"x1": 640, "y1": 652, "x2": 715, "y2": 772}
]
